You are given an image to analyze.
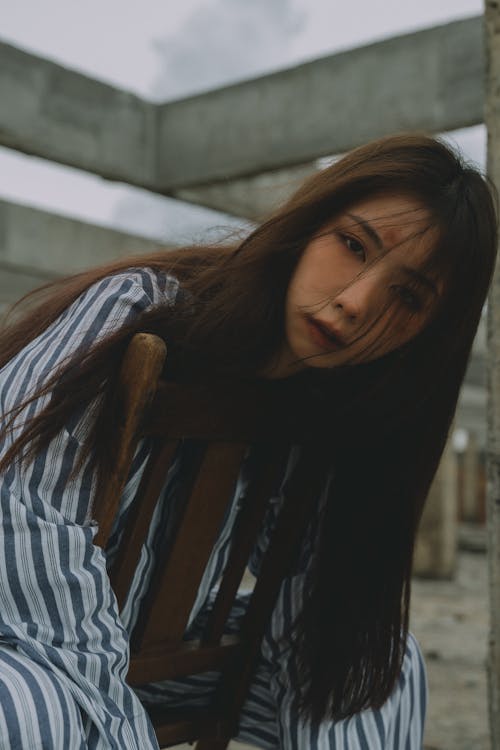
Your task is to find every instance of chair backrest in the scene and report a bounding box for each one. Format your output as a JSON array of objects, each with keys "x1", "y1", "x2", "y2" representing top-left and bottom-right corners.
[{"x1": 93, "y1": 333, "x2": 325, "y2": 749}]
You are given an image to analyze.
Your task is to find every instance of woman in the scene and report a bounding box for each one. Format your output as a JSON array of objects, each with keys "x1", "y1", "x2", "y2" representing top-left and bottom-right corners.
[{"x1": 0, "y1": 133, "x2": 496, "y2": 749}]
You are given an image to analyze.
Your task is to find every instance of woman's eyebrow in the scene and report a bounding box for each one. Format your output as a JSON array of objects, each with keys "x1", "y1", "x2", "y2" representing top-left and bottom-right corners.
[
  {"x1": 346, "y1": 213, "x2": 384, "y2": 251},
  {"x1": 401, "y1": 267, "x2": 439, "y2": 297}
]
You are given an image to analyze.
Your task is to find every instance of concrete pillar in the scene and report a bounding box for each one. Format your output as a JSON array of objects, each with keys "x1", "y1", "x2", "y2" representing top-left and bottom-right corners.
[
  {"x1": 463, "y1": 431, "x2": 480, "y2": 522},
  {"x1": 413, "y1": 437, "x2": 457, "y2": 579},
  {"x1": 485, "y1": 0, "x2": 500, "y2": 742}
]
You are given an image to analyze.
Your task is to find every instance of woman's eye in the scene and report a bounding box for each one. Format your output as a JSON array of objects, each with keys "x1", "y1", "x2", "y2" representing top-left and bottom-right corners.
[
  {"x1": 339, "y1": 233, "x2": 366, "y2": 261},
  {"x1": 395, "y1": 286, "x2": 422, "y2": 311}
]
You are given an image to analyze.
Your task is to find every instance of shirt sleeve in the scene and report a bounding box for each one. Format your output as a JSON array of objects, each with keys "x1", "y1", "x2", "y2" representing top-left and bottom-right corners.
[
  {"x1": 3, "y1": 269, "x2": 177, "y2": 525},
  {"x1": 0, "y1": 268, "x2": 178, "y2": 749}
]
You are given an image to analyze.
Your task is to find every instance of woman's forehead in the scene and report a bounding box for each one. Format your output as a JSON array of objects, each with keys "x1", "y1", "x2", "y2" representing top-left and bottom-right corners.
[
  {"x1": 339, "y1": 194, "x2": 432, "y2": 238},
  {"x1": 345, "y1": 192, "x2": 426, "y2": 214}
]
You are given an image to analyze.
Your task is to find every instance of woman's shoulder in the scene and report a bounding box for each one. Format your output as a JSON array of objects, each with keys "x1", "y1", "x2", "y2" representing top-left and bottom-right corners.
[
  {"x1": 83, "y1": 266, "x2": 180, "y2": 309},
  {"x1": 0, "y1": 267, "x2": 181, "y2": 397},
  {"x1": 31, "y1": 266, "x2": 180, "y2": 351},
  {"x1": 53, "y1": 266, "x2": 181, "y2": 340}
]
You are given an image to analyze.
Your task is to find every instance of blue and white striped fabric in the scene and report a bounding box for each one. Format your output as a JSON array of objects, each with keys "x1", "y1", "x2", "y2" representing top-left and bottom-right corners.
[{"x1": 0, "y1": 269, "x2": 427, "y2": 749}]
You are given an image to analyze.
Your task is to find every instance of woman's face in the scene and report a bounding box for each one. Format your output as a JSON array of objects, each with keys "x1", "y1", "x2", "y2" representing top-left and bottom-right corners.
[{"x1": 266, "y1": 194, "x2": 442, "y2": 378}]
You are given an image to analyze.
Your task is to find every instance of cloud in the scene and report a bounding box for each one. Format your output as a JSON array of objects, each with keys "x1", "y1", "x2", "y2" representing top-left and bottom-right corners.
[
  {"x1": 111, "y1": 0, "x2": 305, "y2": 239},
  {"x1": 150, "y1": 0, "x2": 305, "y2": 100}
]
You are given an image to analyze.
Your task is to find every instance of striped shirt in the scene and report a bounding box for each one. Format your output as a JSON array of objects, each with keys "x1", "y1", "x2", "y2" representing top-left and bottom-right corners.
[{"x1": 0, "y1": 268, "x2": 427, "y2": 749}]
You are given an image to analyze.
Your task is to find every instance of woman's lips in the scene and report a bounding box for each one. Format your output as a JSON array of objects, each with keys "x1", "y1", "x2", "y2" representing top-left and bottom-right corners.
[{"x1": 305, "y1": 316, "x2": 345, "y2": 350}]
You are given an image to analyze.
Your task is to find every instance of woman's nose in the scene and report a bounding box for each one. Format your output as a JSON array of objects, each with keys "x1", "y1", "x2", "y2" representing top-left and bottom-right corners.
[{"x1": 333, "y1": 272, "x2": 383, "y2": 322}]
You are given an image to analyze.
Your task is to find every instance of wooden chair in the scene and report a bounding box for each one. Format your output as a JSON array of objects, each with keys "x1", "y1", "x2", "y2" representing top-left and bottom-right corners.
[{"x1": 93, "y1": 333, "x2": 325, "y2": 749}]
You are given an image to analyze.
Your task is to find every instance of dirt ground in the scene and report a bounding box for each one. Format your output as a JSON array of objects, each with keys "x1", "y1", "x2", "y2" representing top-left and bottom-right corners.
[{"x1": 410, "y1": 529, "x2": 490, "y2": 750}]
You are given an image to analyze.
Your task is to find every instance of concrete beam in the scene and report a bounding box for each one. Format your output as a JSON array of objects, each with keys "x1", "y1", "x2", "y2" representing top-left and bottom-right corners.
[
  {"x1": 0, "y1": 18, "x2": 483, "y2": 199},
  {"x1": 157, "y1": 17, "x2": 483, "y2": 188},
  {"x1": 0, "y1": 199, "x2": 164, "y2": 303},
  {"x1": 175, "y1": 163, "x2": 317, "y2": 220},
  {"x1": 0, "y1": 40, "x2": 157, "y2": 189},
  {"x1": 0, "y1": 262, "x2": 54, "y2": 308}
]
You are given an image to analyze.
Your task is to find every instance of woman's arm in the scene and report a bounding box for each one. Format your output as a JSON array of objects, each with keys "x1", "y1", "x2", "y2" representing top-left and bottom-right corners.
[{"x1": 0, "y1": 267, "x2": 178, "y2": 749}]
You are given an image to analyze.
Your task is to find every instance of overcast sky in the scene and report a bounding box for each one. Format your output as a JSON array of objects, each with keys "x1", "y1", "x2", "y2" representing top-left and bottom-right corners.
[{"x1": 0, "y1": 0, "x2": 485, "y2": 242}]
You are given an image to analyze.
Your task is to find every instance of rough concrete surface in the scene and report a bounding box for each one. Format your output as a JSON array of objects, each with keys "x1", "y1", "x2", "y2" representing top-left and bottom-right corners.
[{"x1": 411, "y1": 538, "x2": 490, "y2": 750}]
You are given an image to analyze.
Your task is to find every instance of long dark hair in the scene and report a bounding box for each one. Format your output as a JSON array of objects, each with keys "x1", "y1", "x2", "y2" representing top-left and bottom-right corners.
[{"x1": 0, "y1": 133, "x2": 497, "y2": 722}]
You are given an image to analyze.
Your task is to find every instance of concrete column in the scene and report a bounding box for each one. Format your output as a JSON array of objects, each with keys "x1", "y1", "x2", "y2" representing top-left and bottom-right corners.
[
  {"x1": 413, "y1": 437, "x2": 457, "y2": 579},
  {"x1": 463, "y1": 432, "x2": 480, "y2": 522},
  {"x1": 485, "y1": 0, "x2": 500, "y2": 743}
]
